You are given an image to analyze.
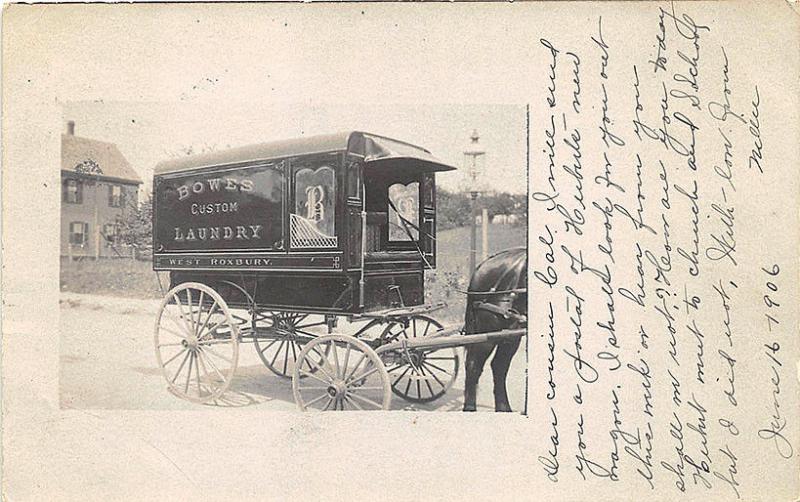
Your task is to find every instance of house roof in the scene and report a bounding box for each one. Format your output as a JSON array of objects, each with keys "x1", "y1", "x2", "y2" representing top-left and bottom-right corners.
[
  {"x1": 154, "y1": 131, "x2": 457, "y2": 176},
  {"x1": 61, "y1": 134, "x2": 143, "y2": 184}
]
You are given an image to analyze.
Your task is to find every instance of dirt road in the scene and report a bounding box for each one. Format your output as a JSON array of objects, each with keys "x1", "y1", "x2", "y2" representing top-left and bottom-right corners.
[{"x1": 60, "y1": 293, "x2": 527, "y2": 413}]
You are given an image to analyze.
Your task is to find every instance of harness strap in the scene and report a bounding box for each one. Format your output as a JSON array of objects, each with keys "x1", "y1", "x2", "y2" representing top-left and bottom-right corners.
[{"x1": 472, "y1": 300, "x2": 527, "y2": 325}]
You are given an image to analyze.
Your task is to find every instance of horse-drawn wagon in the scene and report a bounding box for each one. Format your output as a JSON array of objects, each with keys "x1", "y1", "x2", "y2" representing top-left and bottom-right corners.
[{"x1": 152, "y1": 131, "x2": 526, "y2": 411}]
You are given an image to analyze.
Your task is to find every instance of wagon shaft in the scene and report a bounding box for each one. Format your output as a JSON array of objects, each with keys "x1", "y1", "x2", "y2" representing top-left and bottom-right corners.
[{"x1": 376, "y1": 327, "x2": 526, "y2": 354}]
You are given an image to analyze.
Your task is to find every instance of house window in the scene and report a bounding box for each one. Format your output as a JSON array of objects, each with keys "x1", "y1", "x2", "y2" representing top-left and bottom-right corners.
[
  {"x1": 69, "y1": 222, "x2": 89, "y2": 246},
  {"x1": 109, "y1": 185, "x2": 123, "y2": 207},
  {"x1": 290, "y1": 164, "x2": 337, "y2": 248},
  {"x1": 103, "y1": 223, "x2": 119, "y2": 246},
  {"x1": 63, "y1": 179, "x2": 82, "y2": 204}
]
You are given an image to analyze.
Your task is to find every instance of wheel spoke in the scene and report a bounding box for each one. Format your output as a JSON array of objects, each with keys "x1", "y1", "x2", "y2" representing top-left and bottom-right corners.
[
  {"x1": 384, "y1": 364, "x2": 404, "y2": 373},
  {"x1": 195, "y1": 349, "x2": 212, "y2": 386},
  {"x1": 391, "y1": 365, "x2": 412, "y2": 387},
  {"x1": 269, "y1": 340, "x2": 285, "y2": 367},
  {"x1": 184, "y1": 352, "x2": 194, "y2": 393},
  {"x1": 422, "y1": 320, "x2": 432, "y2": 337},
  {"x1": 298, "y1": 369, "x2": 333, "y2": 385},
  {"x1": 345, "y1": 353, "x2": 367, "y2": 382},
  {"x1": 293, "y1": 328, "x2": 321, "y2": 339},
  {"x1": 282, "y1": 340, "x2": 290, "y2": 375},
  {"x1": 198, "y1": 348, "x2": 227, "y2": 384},
  {"x1": 304, "y1": 352, "x2": 335, "y2": 381},
  {"x1": 186, "y1": 289, "x2": 197, "y2": 336},
  {"x1": 322, "y1": 397, "x2": 334, "y2": 411},
  {"x1": 163, "y1": 312, "x2": 192, "y2": 339},
  {"x1": 347, "y1": 392, "x2": 384, "y2": 410},
  {"x1": 344, "y1": 395, "x2": 363, "y2": 410},
  {"x1": 162, "y1": 347, "x2": 187, "y2": 366},
  {"x1": 424, "y1": 360, "x2": 453, "y2": 376},
  {"x1": 309, "y1": 345, "x2": 336, "y2": 375},
  {"x1": 347, "y1": 364, "x2": 379, "y2": 385},
  {"x1": 342, "y1": 344, "x2": 352, "y2": 381},
  {"x1": 170, "y1": 351, "x2": 191, "y2": 384},
  {"x1": 259, "y1": 338, "x2": 280, "y2": 354},
  {"x1": 304, "y1": 392, "x2": 331, "y2": 408},
  {"x1": 194, "y1": 351, "x2": 203, "y2": 395},
  {"x1": 195, "y1": 291, "x2": 205, "y2": 335},
  {"x1": 420, "y1": 366, "x2": 436, "y2": 398},
  {"x1": 332, "y1": 341, "x2": 341, "y2": 378},
  {"x1": 172, "y1": 293, "x2": 194, "y2": 335},
  {"x1": 422, "y1": 362, "x2": 446, "y2": 389},
  {"x1": 202, "y1": 345, "x2": 233, "y2": 364},
  {"x1": 158, "y1": 342, "x2": 185, "y2": 348},
  {"x1": 196, "y1": 301, "x2": 219, "y2": 338}
]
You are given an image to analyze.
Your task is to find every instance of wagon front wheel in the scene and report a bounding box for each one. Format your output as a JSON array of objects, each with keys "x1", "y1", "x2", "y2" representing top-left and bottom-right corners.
[
  {"x1": 381, "y1": 316, "x2": 459, "y2": 404},
  {"x1": 293, "y1": 334, "x2": 391, "y2": 411},
  {"x1": 154, "y1": 282, "x2": 240, "y2": 404}
]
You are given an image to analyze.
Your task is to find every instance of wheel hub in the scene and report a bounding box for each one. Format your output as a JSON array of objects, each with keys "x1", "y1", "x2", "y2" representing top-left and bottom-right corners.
[
  {"x1": 182, "y1": 336, "x2": 200, "y2": 350},
  {"x1": 326, "y1": 379, "x2": 347, "y2": 398}
]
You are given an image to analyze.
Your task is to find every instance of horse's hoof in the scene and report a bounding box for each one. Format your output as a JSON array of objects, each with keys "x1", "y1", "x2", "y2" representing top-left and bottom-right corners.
[
  {"x1": 463, "y1": 405, "x2": 477, "y2": 412},
  {"x1": 495, "y1": 405, "x2": 513, "y2": 412}
]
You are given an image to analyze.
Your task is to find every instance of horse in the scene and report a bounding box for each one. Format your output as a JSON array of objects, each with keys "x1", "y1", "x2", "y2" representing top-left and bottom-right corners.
[{"x1": 462, "y1": 247, "x2": 527, "y2": 412}]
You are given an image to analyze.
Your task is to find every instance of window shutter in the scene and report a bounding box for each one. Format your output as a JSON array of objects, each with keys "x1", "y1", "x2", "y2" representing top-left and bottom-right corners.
[
  {"x1": 83, "y1": 222, "x2": 89, "y2": 245},
  {"x1": 62, "y1": 179, "x2": 68, "y2": 202},
  {"x1": 76, "y1": 181, "x2": 83, "y2": 204},
  {"x1": 108, "y1": 185, "x2": 113, "y2": 206}
]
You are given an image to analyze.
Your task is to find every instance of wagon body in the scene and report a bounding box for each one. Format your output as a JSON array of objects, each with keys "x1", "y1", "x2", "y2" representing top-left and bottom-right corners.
[{"x1": 152, "y1": 131, "x2": 456, "y2": 315}]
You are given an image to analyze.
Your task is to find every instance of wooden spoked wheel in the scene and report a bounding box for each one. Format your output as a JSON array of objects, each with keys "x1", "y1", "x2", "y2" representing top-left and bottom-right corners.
[
  {"x1": 293, "y1": 334, "x2": 391, "y2": 411},
  {"x1": 381, "y1": 316, "x2": 459, "y2": 403},
  {"x1": 253, "y1": 312, "x2": 329, "y2": 378},
  {"x1": 154, "y1": 282, "x2": 240, "y2": 404}
]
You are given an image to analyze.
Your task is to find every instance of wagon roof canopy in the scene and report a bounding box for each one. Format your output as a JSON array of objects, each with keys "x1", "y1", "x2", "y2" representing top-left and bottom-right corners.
[{"x1": 154, "y1": 131, "x2": 457, "y2": 175}]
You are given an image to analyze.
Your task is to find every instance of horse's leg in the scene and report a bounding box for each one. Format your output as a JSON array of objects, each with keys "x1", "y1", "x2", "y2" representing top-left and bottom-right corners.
[
  {"x1": 490, "y1": 336, "x2": 522, "y2": 412},
  {"x1": 463, "y1": 342, "x2": 494, "y2": 412}
]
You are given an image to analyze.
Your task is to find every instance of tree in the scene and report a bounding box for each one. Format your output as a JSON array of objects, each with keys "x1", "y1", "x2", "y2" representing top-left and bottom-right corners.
[
  {"x1": 117, "y1": 192, "x2": 153, "y2": 259},
  {"x1": 437, "y1": 188, "x2": 472, "y2": 229}
]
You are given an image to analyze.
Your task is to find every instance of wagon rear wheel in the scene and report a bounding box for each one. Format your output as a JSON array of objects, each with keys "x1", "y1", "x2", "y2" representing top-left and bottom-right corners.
[
  {"x1": 154, "y1": 282, "x2": 240, "y2": 404},
  {"x1": 253, "y1": 312, "x2": 329, "y2": 378},
  {"x1": 381, "y1": 316, "x2": 460, "y2": 404},
  {"x1": 293, "y1": 334, "x2": 391, "y2": 411}
]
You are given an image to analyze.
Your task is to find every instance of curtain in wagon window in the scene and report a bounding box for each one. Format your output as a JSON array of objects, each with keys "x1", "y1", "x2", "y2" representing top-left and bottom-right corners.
[{"x1": 388, "y1": 181, "x2": 419, "y2": 241}]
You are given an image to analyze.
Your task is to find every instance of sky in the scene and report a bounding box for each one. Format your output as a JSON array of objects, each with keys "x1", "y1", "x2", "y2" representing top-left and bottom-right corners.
[{"x1": 62, "y1": 102, "x2": 527, "y2": 195}]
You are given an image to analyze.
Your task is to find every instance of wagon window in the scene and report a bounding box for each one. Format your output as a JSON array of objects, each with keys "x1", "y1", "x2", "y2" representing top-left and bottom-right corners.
[
  {"x1": 388, "y1": 181, "x2": 419, "y2": 241},
  {"x1": 291, "y1": 165, "x2": 338, "y2": 248},
  {"x1": 69, "y1": 221, "x2": 88, "y2": 246}
]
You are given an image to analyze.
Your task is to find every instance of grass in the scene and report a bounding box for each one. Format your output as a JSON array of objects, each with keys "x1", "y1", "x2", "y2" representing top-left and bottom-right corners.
[
  {"x1": 60, "y1": 257, "x2": 164, "y2": 299},
  {"x1": 60, "y1": 224, "x2": 527, "y2": 322}
]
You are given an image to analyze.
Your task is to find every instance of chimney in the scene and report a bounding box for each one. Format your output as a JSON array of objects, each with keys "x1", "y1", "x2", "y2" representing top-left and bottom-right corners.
[{"x1": 66, "y1": 120, "x2": 75, "y2": 136}]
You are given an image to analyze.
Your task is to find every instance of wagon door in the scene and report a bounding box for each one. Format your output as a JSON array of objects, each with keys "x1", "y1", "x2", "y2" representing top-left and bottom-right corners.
[{"x1": 421, "y1": 172, "x2": 436, "y2": 268}]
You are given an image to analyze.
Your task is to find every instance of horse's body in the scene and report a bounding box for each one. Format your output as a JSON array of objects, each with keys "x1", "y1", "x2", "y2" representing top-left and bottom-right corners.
[{"x1": 462, "y1": 247, "x2": 527, "y2": 412}]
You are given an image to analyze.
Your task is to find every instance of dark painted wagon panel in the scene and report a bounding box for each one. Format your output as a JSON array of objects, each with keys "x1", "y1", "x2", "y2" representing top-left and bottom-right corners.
[{"x1": 154, "y1": 162, "x2": 286, "y2": 254}]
